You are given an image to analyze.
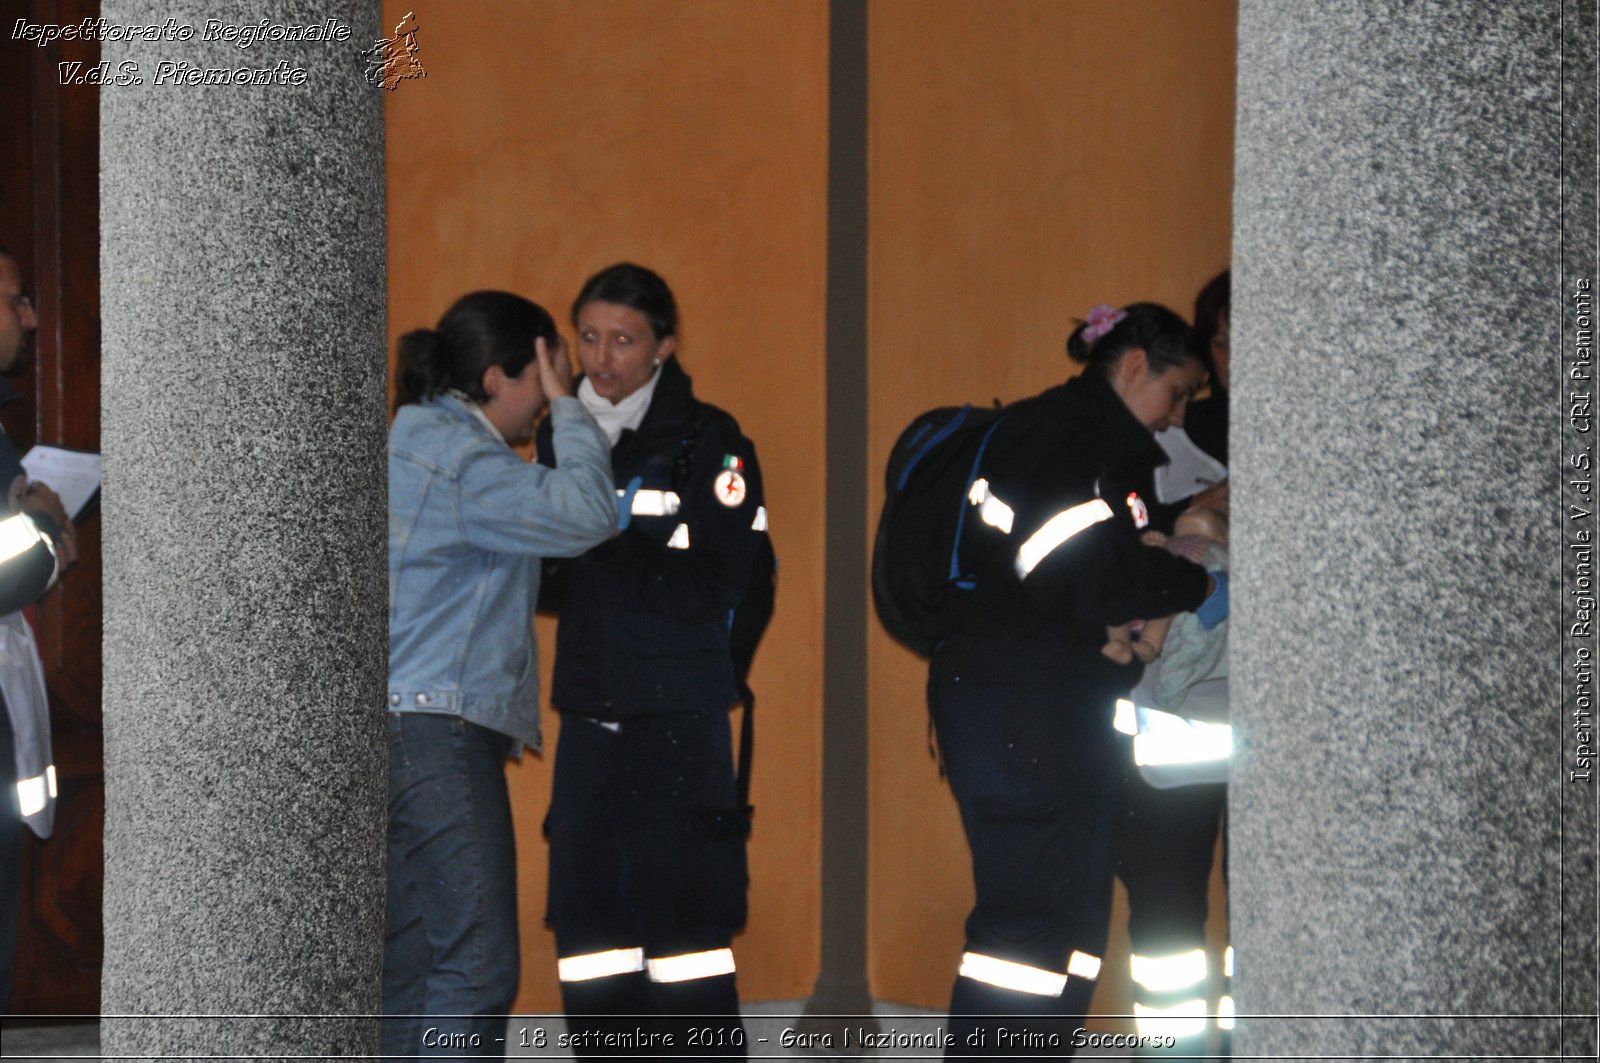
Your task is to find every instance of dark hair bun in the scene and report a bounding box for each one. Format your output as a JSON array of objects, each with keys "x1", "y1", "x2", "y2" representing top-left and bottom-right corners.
[
  {"x1": 395, "y1": 328, "x2": 448, "y2": 407},
  {"x1": 1063, "y1": 302, "x2": 1197, "y2": 377},
  {"x1": 392, "y1": 292, "x2": 557, "y2": 410}
]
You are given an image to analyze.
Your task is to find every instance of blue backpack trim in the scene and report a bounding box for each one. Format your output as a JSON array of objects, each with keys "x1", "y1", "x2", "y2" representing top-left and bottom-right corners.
[
  {"x1": 949, "y1": 416, "x2": 1007, "y2": 587},
  {"x1": 896, "y1": 405, "x2": 972, "y2": 492}
]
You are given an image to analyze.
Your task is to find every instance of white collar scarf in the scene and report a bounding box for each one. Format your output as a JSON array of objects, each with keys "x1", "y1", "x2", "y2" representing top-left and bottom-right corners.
[{"x1": 577, "y1": 366, "x2": 663, "y2": 448}]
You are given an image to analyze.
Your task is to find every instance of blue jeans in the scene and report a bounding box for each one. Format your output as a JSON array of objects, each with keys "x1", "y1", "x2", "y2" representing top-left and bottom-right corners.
[{"x1": 383, "y1": 713, "x2": 519, "y2": 1060}]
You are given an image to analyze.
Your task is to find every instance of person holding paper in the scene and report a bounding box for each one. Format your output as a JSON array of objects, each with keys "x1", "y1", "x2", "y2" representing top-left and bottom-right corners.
[
  {"x1": 1184, "y1": 270, "x2": 1230, "y2": 467},
  {"x1": 1145, "y1": 270, "x2": 1230, "y2": 533},
  {"x1": 0, "y1": 245, "x2": 78, "y2": 1012},
  {"x1": 927, "y1": 302, "x2": 1226, "y2": 1053},
  {"x1": 1115, "y1": 269, "x2": 1234, "y2": 1058}
]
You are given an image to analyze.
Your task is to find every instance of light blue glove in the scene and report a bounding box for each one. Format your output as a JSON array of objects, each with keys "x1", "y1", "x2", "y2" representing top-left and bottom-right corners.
[
  {"x1": 616, "y1": 476, "x2": 643, "y2": 531},
  {"x1": 1195, "y1": 570, "x2": 1229, "y2": 630}
]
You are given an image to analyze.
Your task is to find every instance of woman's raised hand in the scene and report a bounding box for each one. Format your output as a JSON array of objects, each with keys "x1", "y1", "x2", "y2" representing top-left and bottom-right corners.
[{"x1": 536, "y1": 335, "x2": 575, "y2": 401}]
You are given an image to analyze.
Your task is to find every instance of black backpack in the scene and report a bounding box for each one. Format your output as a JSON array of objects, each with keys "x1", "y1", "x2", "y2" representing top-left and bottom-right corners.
[{"x1": 872, "y1": 403, "x2": 1008, "y2": 656}]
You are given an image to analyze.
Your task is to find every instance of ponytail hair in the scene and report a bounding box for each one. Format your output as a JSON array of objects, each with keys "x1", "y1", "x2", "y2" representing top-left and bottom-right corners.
[
  {"x1": 1066, "y1": 301, "x2": 1198, "y2": 378},
  {"x1": 394, "y1": 291, "x2": 558, "y2": 408}
]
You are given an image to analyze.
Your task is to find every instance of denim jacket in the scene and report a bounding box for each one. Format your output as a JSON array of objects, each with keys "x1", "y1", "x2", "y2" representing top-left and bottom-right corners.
[{"x1": 388, "y1": 393, "x2": 617, "y2": 753}]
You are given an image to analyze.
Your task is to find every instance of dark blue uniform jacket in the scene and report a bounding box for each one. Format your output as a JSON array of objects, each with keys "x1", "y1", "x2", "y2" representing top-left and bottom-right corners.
[
  {"x1": 950, "y1": 370, "x2": 1210, "y2": 692},
  {"x1": 537, "y1": 357, "x2": 765, "y2": 720}
]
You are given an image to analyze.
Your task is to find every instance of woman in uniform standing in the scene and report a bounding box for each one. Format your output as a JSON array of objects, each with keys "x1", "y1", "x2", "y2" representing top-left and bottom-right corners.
[
  {"x1": 930, "y1": 302, "x2": 1227, "y2": 1055},
  {"x1": 536, "y1": 263, "x2": 768, "y2": 1057}
]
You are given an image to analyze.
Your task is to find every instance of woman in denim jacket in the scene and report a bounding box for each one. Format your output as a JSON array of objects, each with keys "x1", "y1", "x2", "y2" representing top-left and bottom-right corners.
[{"x1": 385, "y1": 291, "x2": 617, "y2": 1059}]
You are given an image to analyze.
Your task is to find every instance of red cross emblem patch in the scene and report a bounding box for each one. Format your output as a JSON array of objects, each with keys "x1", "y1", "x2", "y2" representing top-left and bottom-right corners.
[
  {"x1": 715, "y1": 469, "x2": 747, "y2": 508},
  {"x1": 1125, "y1": 491, "x2": 1150, "y2": 529}
]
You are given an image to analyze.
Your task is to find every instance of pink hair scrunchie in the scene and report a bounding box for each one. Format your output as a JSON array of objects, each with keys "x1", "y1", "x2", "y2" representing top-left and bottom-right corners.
[{"x1": 1082, "y1": 304, "x2": 1127, "y2": 344}]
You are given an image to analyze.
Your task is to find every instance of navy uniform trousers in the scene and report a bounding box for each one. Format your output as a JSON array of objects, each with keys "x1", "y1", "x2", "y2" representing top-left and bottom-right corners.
[
  {"x1": 929, "y1": 635, "x2": 1127, "y2": 1058},
  {"x1": 545, "y1": 710, "x2": 747, "y2": 1059}
]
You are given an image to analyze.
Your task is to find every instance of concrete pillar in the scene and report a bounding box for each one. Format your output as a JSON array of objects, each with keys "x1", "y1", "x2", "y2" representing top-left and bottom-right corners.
[
  {"x1": 1233, "y1": 1, "x2": 1596, "y2": 1056},
  {"x1": 99, "y1": 2, "x2": 388, "y2": 1055}
]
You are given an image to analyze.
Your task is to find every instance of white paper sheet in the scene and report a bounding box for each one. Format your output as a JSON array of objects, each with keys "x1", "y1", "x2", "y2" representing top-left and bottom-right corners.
[
  {"x1": 1153, "y1": 427, "x2": 1227, "y2": 505},
  {"x1": 20, "y1": 445, "x2": 101, "y2": 521}
]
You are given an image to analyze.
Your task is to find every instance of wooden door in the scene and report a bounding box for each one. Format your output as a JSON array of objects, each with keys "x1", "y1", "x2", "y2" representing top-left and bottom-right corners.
[{"x1": 1, "y1": 0, "x2": 104, "y2": 1017}]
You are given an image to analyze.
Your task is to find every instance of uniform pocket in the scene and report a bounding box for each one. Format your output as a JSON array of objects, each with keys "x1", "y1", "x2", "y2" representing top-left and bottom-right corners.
[{"x1": 676, "y1": 806, "x2": 749, "y2": 933}]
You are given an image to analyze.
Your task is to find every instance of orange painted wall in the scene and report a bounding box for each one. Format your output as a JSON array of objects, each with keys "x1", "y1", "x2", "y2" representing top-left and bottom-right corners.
[
  {"x1": 383, "y1": 0, "x2": 829, "y2": 1009},
  {"x1": 865, "y1": 0, "x2": 1238, "y2": 1011}
]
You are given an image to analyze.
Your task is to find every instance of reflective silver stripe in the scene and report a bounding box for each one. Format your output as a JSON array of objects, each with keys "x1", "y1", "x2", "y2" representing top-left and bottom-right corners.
[
  {"x1": 16, "y1": 765, "x2": 55, "y2": 819},
  {"x1": 558, "y1": 948, "x2": 646, "y2": 982},
  {"x1": 966, "y1": 478, "x2": 1015, "y2": 535},
  {"x1": 1131, "y1": 709, "x2": 1232, "y2": 768},
  {"x1": 1133, "y1": 999, "x2": 1208, "y2": 1038},
  {"x1": 1113, "y1": 699, "x2": 1138, "y2": 736},
  {"x1": 1066, "y1": 950, "x2": 1101, "y2": 980},
  {"x1": 1223, "y1": 945, "x2": 1234, "y2": 978},
  {"x1": 1013, "y1": 499, "x2": 1114, "y2": 579},
  {"x1": 619, "y1": 488, "x2": 681, "y2": 517},
  {"x1": 957, "y1": 951, "x2": 1066, "y2": 997},
  {"x1": 646, "y1": 948, "x2": 736, "y2": 983},
  {"x1": 751, "y1": 505, "x2": 769, "y2": 532},
  {"x1": 0, "y1": 513, "x2": 46, "y2": 564},
  {"x1": 1217, "y1": 995, "x2": 1235, "y2": 1031},
  {"x1": 666, "y1": 523, "x2": 691, "y2": 549},
  {"x1": 1130, "y1": 949, "x2": 1207, "y2": 993}
]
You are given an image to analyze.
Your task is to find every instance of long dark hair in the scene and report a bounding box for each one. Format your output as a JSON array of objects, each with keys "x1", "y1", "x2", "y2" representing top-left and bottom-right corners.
[
  {"x1": 394, "y1": 291, "x2": 557, "y2": 408},
  {"x1": 1065, "y1": 302, "x2": 1198, "y2": 377}
]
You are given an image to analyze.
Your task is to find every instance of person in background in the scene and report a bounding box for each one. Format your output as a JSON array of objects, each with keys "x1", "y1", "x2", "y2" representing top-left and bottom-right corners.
[
  {"x1": 0, "y1": 244, "x2": 77, "y2": 1012},
  {"x1": 384, "y1": 291, "x2": 617, "y2": 1059},
  {"x1": 1183, "y1": 271, "x2": 1229, "y2": 467},
  {"x1": 1115, "y1": 269, "x2": 1234, "y2": 1059},
  {"x1": 930, "y1": 302, "x2": 1226, "y2": 1055},
  {"x1": 537, "y1": 263, "x2": 771, "y2": 1058}
]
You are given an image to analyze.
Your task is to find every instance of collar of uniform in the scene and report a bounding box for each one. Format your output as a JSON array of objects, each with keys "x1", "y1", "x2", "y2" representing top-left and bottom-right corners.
[
  {"x1": 539, "y1": 358, "x2": 699, "y2": 472},
  {"x1": 1059, "y1": 370, "x2": 1171, "y2": 472},
  {"x1": 620, "y1": 355, "x2": 697, "y2": 445},
  {"x1": 577, "y1": 364, "x2": 663, "y2": 446}
]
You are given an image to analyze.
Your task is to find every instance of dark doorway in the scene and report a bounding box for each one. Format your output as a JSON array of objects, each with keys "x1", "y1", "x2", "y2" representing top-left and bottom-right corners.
[{"x1": 1, "y1": 0, "x2": 105, "y2": 1018}]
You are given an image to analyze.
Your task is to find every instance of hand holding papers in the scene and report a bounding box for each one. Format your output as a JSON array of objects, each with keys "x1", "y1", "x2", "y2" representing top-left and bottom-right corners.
[
  {"x1": 20, "y1": 445, "x2": 100, "y2": 522},
  {"x1": 1153, "y1": 427, "x2": 1226, "y2": 505}
]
